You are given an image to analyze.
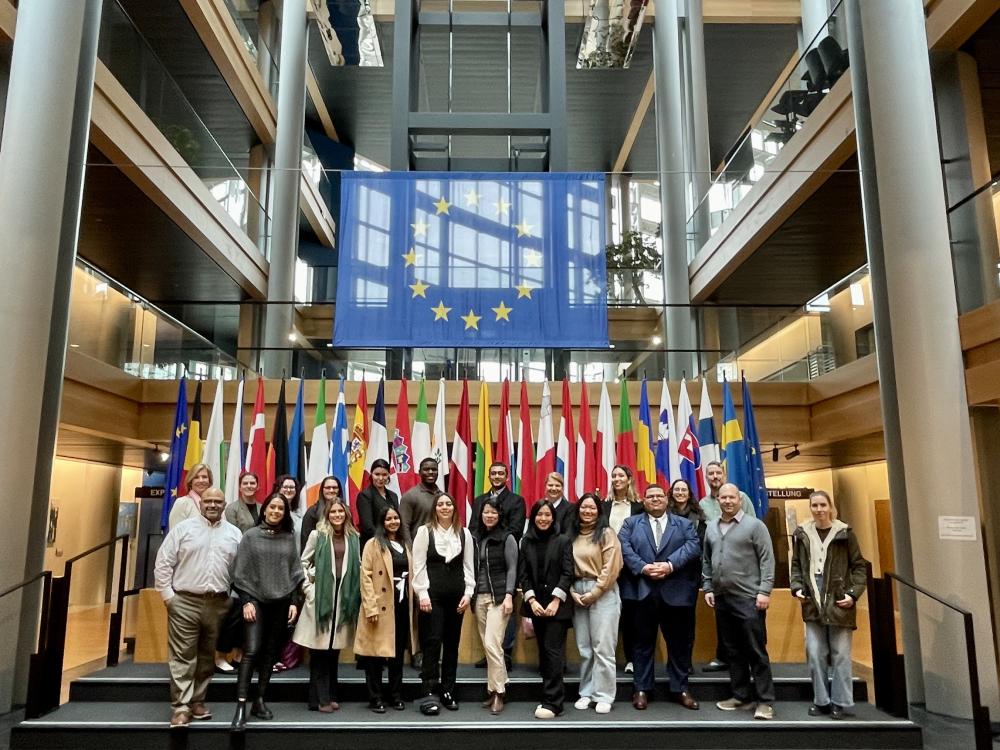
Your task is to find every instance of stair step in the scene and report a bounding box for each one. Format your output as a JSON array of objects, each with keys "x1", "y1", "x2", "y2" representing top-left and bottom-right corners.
[{"x1": 11, "y1": 699, "x2": 922, "y2": 750}]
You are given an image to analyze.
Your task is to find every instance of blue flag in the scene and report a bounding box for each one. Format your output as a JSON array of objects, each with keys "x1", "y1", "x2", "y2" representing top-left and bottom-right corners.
[
  {"x1": 720, "y1": 379, "x2": 751, "y2": 497},
  {"x1": 742, "y1": 376, "x2": 768, "y2": 517},
  {"x1": 162, "y1": 379, "x2": 189, "y2": 530},
  {"x1": 288, "y1": 379, "x2": 306, "y2": 486},
  {"x1": 334, "y1": 172, "x2": 608, "y2": 347},
  {"x1": 330, "y1": 378, "x2": 350, "y2": 491}
]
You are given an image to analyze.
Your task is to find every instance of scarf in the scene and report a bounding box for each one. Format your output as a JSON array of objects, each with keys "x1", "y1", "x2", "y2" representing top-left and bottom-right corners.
[{"x1": 314, "y1": 531, "x2": 361, "y2": 630}]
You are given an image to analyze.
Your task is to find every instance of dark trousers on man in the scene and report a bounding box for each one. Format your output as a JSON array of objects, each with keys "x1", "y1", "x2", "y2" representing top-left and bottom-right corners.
[
  {"x1": 632, "y1": 597, "x2": 695, "y2": 694},
  {"x1": 715, "y1": 592, "x2": 775, "y2": 703},
  {"x1": 619, "y1": 597, "x2": 639, "y2": 664},
  {"x1": 531, "y1": 617, "x2": 569, "y2": 713}
]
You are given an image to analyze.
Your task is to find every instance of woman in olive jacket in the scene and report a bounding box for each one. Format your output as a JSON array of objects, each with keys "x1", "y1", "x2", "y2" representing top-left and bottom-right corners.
[{"x1": 789, "y1": 490, "x2": 867, "y2": 720}]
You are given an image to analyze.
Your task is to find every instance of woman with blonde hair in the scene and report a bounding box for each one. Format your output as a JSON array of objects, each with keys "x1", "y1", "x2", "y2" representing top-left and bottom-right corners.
[
  {"x1": 790, "y1": 490, "x2": 867, "y2": 720},
  {"x1": 293, "y1": 498, "x2": 361, "y2": 712},
  {"x1": 412, "y1": 492, "x2": 475, "y2": 714},
  {"x1": 168, "y1": 463, "x2": 213, "y2": 529}
]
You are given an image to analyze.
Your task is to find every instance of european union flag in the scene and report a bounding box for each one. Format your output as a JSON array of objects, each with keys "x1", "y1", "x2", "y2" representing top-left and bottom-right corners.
[{"x1": 334, "y1": 172, "x2": 608, "y2": 348}]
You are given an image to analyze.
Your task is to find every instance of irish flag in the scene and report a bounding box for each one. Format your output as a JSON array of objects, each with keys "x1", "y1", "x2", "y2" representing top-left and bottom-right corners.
[{"x1": 303, "y1": 376, "x2": 329, "y2": 508}]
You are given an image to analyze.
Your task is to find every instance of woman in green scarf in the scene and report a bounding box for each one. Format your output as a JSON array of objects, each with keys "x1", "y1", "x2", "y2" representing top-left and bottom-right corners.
[{"x1": 293, "y1": 498, "x2": 361, "y2": 711}]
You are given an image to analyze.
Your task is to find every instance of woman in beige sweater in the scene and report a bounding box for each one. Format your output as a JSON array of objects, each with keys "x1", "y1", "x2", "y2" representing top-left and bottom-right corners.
[{"x1": 569, "y1": 493, "x2": 623, "y2": 714}]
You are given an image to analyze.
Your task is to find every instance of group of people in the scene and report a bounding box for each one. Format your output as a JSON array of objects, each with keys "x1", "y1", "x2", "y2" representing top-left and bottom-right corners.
[{"x1": 154, "y1": 456, "x2": 867, "y2": 730}]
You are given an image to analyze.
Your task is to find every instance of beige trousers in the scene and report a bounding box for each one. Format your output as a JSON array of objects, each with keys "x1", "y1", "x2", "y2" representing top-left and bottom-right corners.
[
  {"x1": 166, "y1": 591, "x2": 230, "y2": 712},
  {"x1": 474, "y1": 596, "x2": 511, "y2": 694}
]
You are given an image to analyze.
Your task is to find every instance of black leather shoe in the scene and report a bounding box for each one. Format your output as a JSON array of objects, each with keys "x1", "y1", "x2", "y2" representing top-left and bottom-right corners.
[
  {"x1": 369, "y1": 701, "x2": 386, "y2": 714},
  {"x1": 702, "y1": 660, "x2": 728, "y2": 672},
  {"x1": 809, "y1": 704, "x2": 831, "y2": 717},
  {"x1": 632, "y1": 691, "x2": 648, "y2": 710},
  {"x1": 420, "y1": 694, "x2": 441, "y2": 716},
  {"x1": 676, "y1": 691, "x2": 700, "y2": 710},
  {"x1": 391, "y1": 699, "x2": 406, "y2": 711},
  {"x1": 830, "y1": 704, "x2": 845, "y2": 720},
  {"x1": 251, "y1": 697, "x2": 273, "y2": 720},
  {"x1": 230, "y1": 702, "x2": 247, "y2": 732},
  {"x1": 441, "y1": 692, "x2": 459, "y2": 711}
]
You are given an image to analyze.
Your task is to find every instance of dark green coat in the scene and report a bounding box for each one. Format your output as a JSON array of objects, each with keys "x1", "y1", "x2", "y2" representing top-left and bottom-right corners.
[{"x1": 789, "y1": 522, "x2": 867, "y2": 630}]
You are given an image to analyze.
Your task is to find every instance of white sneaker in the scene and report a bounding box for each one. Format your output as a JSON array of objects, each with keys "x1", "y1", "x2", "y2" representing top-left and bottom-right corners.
[
  {"x1": 534, "y1": 705, "x2": 556, "y2": 719},
  {"x1": 595, "y1": 702, "x2": 612, "y2": 714},
  {"x1": 574, "y1": 697, "x2": 592, "y2": 710},
  {"x1": 215, "y1": 657, "x2": 234, "y2": 673},
  {"x1": 624, "y1": 661, "x2": 634, "y2": 674}
]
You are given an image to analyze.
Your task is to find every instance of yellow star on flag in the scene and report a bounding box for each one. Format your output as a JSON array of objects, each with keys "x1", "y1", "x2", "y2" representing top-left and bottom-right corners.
[
  {"x1": 433, "y1": 197, "x2": 451, "y2": 215},
  {"x1": 464, "y1": 189, "x2": 480, "y2": 207},
  {"x1": 492, "y1": 301, "x2": 513, "y2": 321},
  {"x1": 402, "y1": 248, "x2": 419, "y2": 267},
  {"x1": 431, "y1": 300, "x2": 452, "y2": 321},
  {"x1": 514, "y1": 221, "x2": 533, "y2": 238},
  {"x1": 411, "y1": 220, "x2": 428, "y2": 237},
  {"x1": 171, "y1": 488, "x2": 178, "y2": 498},
  {"x1": 461, "y1": 309, "x2": 482, "y2": 330},
  {"x1": 410, "y1": 280, "x2": 429, "y2": 298},
  {"x1": 524, "y1": 249, "x2": 543, "y2": 267},
  {"x1": 515, "y1": 283, "x2": 534, "y2": 299},
  {"x1": 495, "y1": 198, "x2": 511, "y2": 217}
]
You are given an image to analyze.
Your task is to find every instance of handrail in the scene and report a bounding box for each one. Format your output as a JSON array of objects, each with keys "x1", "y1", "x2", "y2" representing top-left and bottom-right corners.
[
  {"x1": 63, "y1": 533, "x2": 128, "y2": 568},
  {"x1": 878, "y1": 570, "x2": 992, "y2": 750},
  {"x1": 0, "y1": 571, "x2": 49, "y2": 601}
]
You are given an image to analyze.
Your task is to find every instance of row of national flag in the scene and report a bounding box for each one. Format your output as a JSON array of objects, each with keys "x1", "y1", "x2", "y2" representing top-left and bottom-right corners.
[{"x1": 162, "y1": 375, "x2": 768, "y2": 529}]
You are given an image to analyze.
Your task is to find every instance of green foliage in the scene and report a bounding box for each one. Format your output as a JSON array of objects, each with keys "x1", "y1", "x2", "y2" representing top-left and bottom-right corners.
[{"x1": 606, "y1": 231, "x2": 660, "y2": 270}]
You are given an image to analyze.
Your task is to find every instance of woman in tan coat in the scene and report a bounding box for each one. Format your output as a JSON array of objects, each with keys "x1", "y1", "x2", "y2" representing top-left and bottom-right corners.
[{"x1": 353, "y1": 506, "x2": 417, "y2": 713}]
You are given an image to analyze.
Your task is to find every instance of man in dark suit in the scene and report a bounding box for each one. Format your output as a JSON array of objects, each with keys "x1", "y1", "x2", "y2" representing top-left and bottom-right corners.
[
  {"x1": 619, "y1": 483, "x2": 701, "y2": 710},
  {"x1": 469, "y1": 461, "x2": 526, "y2": 669}
]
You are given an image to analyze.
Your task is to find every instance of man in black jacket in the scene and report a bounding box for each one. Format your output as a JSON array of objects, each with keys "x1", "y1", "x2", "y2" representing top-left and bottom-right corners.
[{"x1": 469, "y1": 461, "x2": 526, "y2": 668}]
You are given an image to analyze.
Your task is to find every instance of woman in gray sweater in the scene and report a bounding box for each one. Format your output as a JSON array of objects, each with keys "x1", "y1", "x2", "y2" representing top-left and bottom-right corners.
[{"x1": 230, "y1": 493, "x2": 304, "y2": 731}]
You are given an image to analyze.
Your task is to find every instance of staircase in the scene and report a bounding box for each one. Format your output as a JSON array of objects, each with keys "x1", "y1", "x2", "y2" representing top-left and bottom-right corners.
[{"x1": 11, "y1": 661, "x2": 922, "y2": 750}]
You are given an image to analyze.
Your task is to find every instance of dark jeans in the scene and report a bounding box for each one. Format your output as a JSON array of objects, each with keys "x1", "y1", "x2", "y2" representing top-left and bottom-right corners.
[
  {"x1": 236, "y1": 598, "x2": 290, "y2": 700},
  {"x1": 308, "y1": 648, "x2": 340, "y2": 708},
  {"x1": 632, "y1": 598, "x2": 695, "y2": 693},
  {"x1": 619, "y1": 597, "x2": 638, "y2": 664},
  {"x1": 715, "y1": 592, "x2": 775, "y2": 703},
  {"x1": 418, "y1": 592, "x2": 463, "y2": 694},
  {"x1": 364, "y1": 599, "x2": 409, "y2": 704},
  {"x1": 532, "y1": 617, "x2": 569, "y2": 713}
]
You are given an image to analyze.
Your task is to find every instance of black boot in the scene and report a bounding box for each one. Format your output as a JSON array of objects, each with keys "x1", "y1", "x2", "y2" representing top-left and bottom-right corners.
[
  {"x1": 251, "y1": 696, "x2": 273, "y2": 720},
  {"x1": 231, "y1": 701, "x2": 247, "y2": 732}
]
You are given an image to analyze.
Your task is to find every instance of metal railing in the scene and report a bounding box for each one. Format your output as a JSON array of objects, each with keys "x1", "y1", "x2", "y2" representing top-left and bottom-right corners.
[{"x1": 867, "y1": 564, "x2": 992, "y2": 750}]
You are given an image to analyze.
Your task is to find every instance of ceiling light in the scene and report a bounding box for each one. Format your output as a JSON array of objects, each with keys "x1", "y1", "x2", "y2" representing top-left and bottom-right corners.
[
  {"x1": 69, "y1": 343, "x2": 80, "y2": 348},
  {"x1": 651, "y1": 335, "x2": 662, "y2": 346},
  {"x1": 287, "y1": 332, "x2": 297, "y2": 342},
  {"x1": 785, "y1": 444, "x2": 800, "y2": 460},
  {"x1": 326, "y1": 343, "x2": 334, "y2": 348},
  {"x1": 159, "y1": 451, "x2": 170, "y2": 463},
  {"x1": 609, "y1": 344, "x2": 616, "y2": 349}
]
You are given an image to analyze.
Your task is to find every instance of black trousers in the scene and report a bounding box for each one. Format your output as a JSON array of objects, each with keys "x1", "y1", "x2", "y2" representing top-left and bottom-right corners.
[
  {"x1": 308, "y1": 648, "x2": 340, "y2": 708},
  {"x1": 633, "y1": 598, "x2": 696, "y2": 693},
  {"x1": 715, "y1": 592, "x2": 775, "y2": 703},
  {"x1": 619, "y1": 597, "x2": 638, "y2": 664},
  {"x1": 418, "y1": 592, "x2": 463, "y2": 694},
  {"x1": 236, "y1": 599, "x2": 290, "y2": 700},
  {"x1": 364, "y1": 599, "x2": 409, "y2": 704},
  {"x1": 215, "y1": 596, "x2": 244, "y2": 653},
  {"x1": 531, "y1": 617, "x2": 569, "y2": 713}
]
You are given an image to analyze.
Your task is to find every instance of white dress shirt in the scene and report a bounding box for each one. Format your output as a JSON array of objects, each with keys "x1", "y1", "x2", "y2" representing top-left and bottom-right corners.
[
  {"x1": 167, "y1": 490, "x2": 202, "y2": 530},
  {"x1": 154, "y1": 514, "x2": 242, "y2": 601},
  {"x1": 411, "y1": 524, "x2": 475, "y2": 604}
]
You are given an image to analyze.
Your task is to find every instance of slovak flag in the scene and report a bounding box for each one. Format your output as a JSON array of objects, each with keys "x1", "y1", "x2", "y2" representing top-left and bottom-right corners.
[{"x1": 676, "y1": 378, "x2": 706, "y2": 500}]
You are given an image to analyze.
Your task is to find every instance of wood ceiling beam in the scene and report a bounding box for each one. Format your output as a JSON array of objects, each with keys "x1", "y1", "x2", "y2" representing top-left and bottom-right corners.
[{"x1": 612, "y1": 72, "x2": 655, "y2": 175}]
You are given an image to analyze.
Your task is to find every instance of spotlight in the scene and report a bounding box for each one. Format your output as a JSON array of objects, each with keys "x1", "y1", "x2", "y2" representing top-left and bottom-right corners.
[
  {"x1": 785, "y1": 444, "x2": 800, "y2": 460},
  {"x1": 772, "y1": 444, "x2": 779, "y2": 462},
  {"x1": 651, "y1": 335, "x2": 662, "y2": 346},
  {"x1": 287, "y1": 332, "x2": 297, "y2": 342},
  {"x1": 159, "y1": 451, "x2": 170, "y2": 463}
]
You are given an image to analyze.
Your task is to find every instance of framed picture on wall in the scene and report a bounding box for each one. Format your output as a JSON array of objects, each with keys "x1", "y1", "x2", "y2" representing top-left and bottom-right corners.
[{"x1": 46, "y1": 504, "x2": 58, "y2": 548}]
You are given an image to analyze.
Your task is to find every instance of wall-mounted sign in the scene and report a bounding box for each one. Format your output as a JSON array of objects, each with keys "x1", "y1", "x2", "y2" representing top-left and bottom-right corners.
[
  {"x1": 938, "y1": 516, "x2": 977, "y2": 541},
  {"x1": 767, "y1": 487, "x2": 815, "y2": 501}
]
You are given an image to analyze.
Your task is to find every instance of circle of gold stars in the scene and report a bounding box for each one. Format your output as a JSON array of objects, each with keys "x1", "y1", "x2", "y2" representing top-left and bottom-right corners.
[{"x1": 402, "y1": 187, "x2": 544, "y2": 332}]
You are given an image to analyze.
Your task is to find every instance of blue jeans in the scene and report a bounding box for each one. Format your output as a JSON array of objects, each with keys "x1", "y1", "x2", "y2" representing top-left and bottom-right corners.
[
  {"x1": 805, "y1": 621, "x2": 854, "y2": 708},
  {"x1": 572, "y1": 580, "x2": 620, "y2": 704}
]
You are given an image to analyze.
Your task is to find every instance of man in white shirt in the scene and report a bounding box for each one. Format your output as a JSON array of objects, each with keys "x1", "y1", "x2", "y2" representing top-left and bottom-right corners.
[{"x1": 154, "y1": 487, "x2": 241, "y2": 727}]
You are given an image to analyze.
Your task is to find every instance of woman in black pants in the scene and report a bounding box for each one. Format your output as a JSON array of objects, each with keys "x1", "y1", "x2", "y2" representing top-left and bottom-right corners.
[
  {"x1": 519, "y1": 500, "x2": 575, "y2": 719},
  {"x1": 230, "y1": 493, "x2": 304, "y2": 731},
  {"x1": 412, "y1": 492, "x2": 475, "y2": 714}
]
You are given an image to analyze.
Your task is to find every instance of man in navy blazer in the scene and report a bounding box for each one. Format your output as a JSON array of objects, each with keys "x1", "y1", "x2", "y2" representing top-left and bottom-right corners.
[{"x1": 619, "y1": 483, "x2": 701, "y2": 710}]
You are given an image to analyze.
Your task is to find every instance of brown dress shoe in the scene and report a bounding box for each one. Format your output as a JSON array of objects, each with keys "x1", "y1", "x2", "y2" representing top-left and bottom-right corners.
[
  {"x1": 631, "y1": 691, "x2": 648, "y2": 710},
  {"x1": 490, "y1": 692, "x2": 505, "y2": 715},
  {"x1": 170, "y1": 709, "x2": 192, "y2": 728},
  {"x1": 676, "y1": 692, "x2": 700, "y2": 710},
  {"x1": 191, "y1": 703, "x2": 212, "y2": 720},
  {"x1": 481, "y1": 690, "x2": 495, "y2": 708}
]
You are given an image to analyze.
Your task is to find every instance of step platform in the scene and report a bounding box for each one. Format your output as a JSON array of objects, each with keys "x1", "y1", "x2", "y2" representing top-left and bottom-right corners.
[{"x1": 12, "y1": 662, "x2": 922, "y2": 750}]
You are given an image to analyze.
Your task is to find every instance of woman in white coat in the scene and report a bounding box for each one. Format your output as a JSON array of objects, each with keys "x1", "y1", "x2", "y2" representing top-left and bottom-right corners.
[{"x1": 293, "y1": 498, "x2": 361, "y2": 711}]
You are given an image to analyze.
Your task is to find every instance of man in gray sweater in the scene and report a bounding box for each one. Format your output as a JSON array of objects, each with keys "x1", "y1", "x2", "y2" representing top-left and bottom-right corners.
[{"x1": 702, "y1": 483, "x2": 776, "y2": 720}]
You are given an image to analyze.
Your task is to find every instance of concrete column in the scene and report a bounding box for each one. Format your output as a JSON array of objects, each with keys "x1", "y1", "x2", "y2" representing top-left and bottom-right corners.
[
  {"x1": 653, "y1": 0, "x2": 695, "y2": 378},
  {"x1": 933, "y1": 52, "x2": 1000, "y2": 314},
  {"x1": 260, "y1": 0, "x2": 308, "y2": 377},
  {"x1": 0, "y1": 0, "x2": 102, "y2": 709},
  {"x1": 800, "y1": 0, "x2": 829, "y2": 49},
  {"x1": 846, "y1": 0, "x2": 1000, "y2": 716},
  {"x1": 682, "y1": 0, "x2": 711, "y2": 248}
]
